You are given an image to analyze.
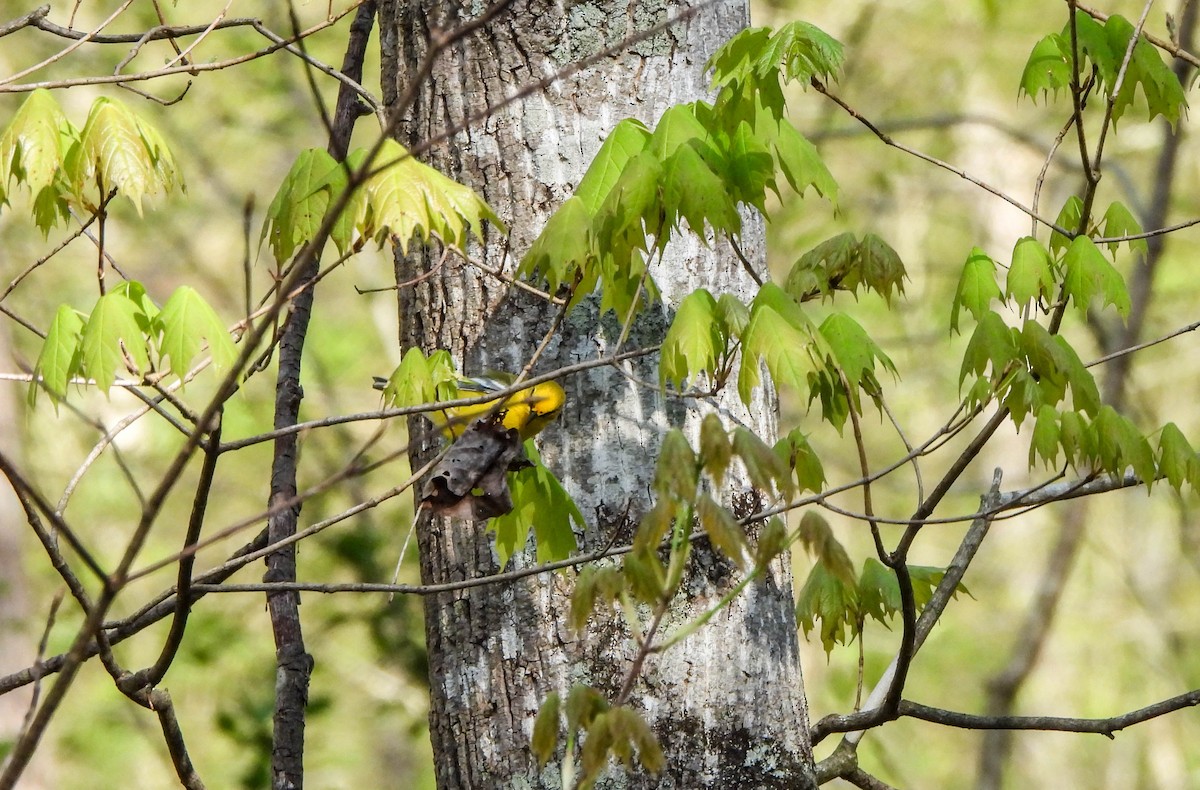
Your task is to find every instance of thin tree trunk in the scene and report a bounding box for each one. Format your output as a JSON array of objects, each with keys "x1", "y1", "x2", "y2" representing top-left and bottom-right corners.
[{"x1": 380, "y1": 1, "x2": 815, "y2": 786}]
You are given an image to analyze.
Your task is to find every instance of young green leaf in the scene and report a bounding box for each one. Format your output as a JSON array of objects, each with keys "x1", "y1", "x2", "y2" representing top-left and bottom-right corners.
[
  {"x1": 566, "y1": 685, "x2": 610, "y2": 734},
  {"x1": 818, "y1": 312, "x2": 896, "y2": 391},
  {"x1": 156, "y1": 286, "x2": 237, "y2": 379},
  {"x1": 607, "y1": 707, "x2": 664, "y2": 774},
  {"x1": 1050, "y1": 196, "x2": 1083, "y2": 256},
  {"x1": 518, "y1": 195, "x2": 593, "y2": 294},
  {"x1": 739, "y1": 283, "x2": 817, "y2": 405},
  {"x1": 574, "y1": 119, "x2": 652, "y2": 213},
  {"x1": 1029, "y1": 405, "x2": 1061, "y2": 469},
  {"x1": 661, "y1": 142, "x2": 741, "y2": 239},
  {"x1": 857, "y1": 559, "x2": 969, "y2": 625},
  {"x1": 699, "y1": 412, "x2": 733, "y2": 487},
  {"x1": 654, "y1": 429, "x2": 699, "y2": 502},
  {"x1": 733, "y1": 426, "x2": 794, "y2": 499},
  {"x1": 1006, "y1": 236, "x2": 1055, "y2": 312},
  {"x1": 774, "y1": 428, "x2": 826, "y2": 494},
  {"x1": 261, "y1": 148, "x2": 344, "y2": 263},
  {"x1": 959, "y1": 310, "x2": 1018, "y2": 388},
  {"x1": 796, "y1": 560, "x2": 859, "y2": 654},
  {"x1": 30, "y1": 305, "x2": 84, "y2": 404},
  {"x1": 80, "y1": 291, "x2": 152, "y2": 393},
  {"x1": 660, "y1": 289, "x2": 722, "y2": 389},
  {"x1": 1093, "y1": 406, "x2": 1156, "y2": 487},
  {"x1": 755, "y1": 516, "x2": 789, "y2": 567},
  {"x1": 795, "y1": 510, "x2": 855, "y2": 585},
  {"x1": 951, "y1": 248, "x2": 1002, "y2": 332},
  {"x1": 1158, "y1": 423, "x2": 1199, "y2": 492},
  {"x1": 1062, "y1": 235, "x2": 1131, "y2": 319},
  {"x1": 623, "y1": 544, "x2": 668, "y2": 605},
  {"x1": 532, "y1": 693, "x2": 561, "y2": 767},
  {"x1": 696, "y1": 493, "x2": 749, "y2": 570},
  {"x1": 1019, "y1": 34, "x2": 1072, "y2": 101},
  {"x1": 0, "y1": 89, "x2": 72, "y2": 198},
  {"x1": 490, "y1": 446, "x2": 582, "y2": 568},
  {"x1": 67, "y1": 97, "x2": 182, "y2": 213},
  {"x1": 362, "y1": 139, "x2": 503, "y2": 254},
  {"x1": 1100, "y1": 201, "x2": 1148, "y2": 258}
]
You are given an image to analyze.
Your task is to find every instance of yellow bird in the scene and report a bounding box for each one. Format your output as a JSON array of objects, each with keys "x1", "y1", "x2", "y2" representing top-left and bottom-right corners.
[{"x1": 431, "y1": 374, "x2": 566, "y2": 440}]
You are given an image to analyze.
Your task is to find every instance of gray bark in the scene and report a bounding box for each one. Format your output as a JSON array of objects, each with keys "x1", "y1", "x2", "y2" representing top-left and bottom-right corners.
[{"x1": 379, "y1": 2, "x2": 815, "y2": 786}]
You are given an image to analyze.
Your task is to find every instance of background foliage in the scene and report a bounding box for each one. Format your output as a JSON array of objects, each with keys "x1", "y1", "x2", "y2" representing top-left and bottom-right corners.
[{"x1": 0, "y1": 1, "x2": 1197, "y2": 788}]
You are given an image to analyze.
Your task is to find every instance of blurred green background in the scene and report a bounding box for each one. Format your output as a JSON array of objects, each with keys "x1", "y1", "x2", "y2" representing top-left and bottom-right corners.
[{"x1": 0, "y1": 1, "x2": 1197, "y2": 788}]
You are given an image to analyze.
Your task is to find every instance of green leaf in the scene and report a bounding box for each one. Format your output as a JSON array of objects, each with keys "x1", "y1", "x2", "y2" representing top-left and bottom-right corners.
[
  {"x1": 774, "y1": 428, "x2": 825, "y2": 494},
  {"x1": 574, "y1": 119, "x2": 652, "y2": 214},
  {"x1": 1030, "y1": 405, "x2": 1061, "y2": 469},
  {"x1": 696, "y1": 493, "x2": 749, "y2": 569},
  {"x1": 533, "y1": 693, "x2": 561, "y2": 767},
  {"x1": 761, "y1": 21, "x2": 845, "y2": 84},
  {"x1": 1158, "y1": 423, "x2": 1198, "y2": 492},
  {"x1": 80, "y1": 290, "x2": 152, "y2": 393},
  {"x1": 647, "y1": 103, "x2": 715, "y2": 160},
  {"x1": 739, "y1": 283, "x2": 817, "y2": 405},
  {"x1": 858, "y1": 233, "x2": 907, "y2": 305},
  {"x1": 1050, "y1": 196, "x2": 1083, "y2": 256},
  {"x1": 699, "y1": 413, "x2": 733, "y2": 487},
  {"x1": 362, "y1": 139, "x2": 503, "y2": 253},
  {"x1": 796, "y1": 560, "x2": 859, "y2": 654},
  {"x1": 858, "y1": 559, "x2": 968, "y2": 625},
  {"x1": 1104, "y1": 15, "x2": 1187, "y2": 125},
  {"x1": 156, "y1": 287, "x2": 237, "y2": 380},
  {"x1": 951, "y1": 247, "x2": 1002, "y2": 332},
  {"x1": 661, "y1": 142, "x2": 741, "y2": 239},
  {"x1": 707, "y1": 28, "x2": 773, "y2": 88},
  {"x1": 68, "y1": 97, "x2": 182, "y2": 213},
  {"x1": 518, "y1": 196, "x2": 592, "y2": 294},
  {"x1": 771, "y1": 119, "x2": 837, "y2": 204},
  {"x1": 1006, "y1": 236, "x2": 1055, "y2": 312},
  {"x1": 1019, "y1": 34, "x2": 1072, "y2": 101},
  {"x1": 569, "y1": 566, "x2": 626, "y2": 631},
  {"x1": 579, "y1": 713, "x2": 614, "y2": 789},
  {"x1": 30, "y1": 305, "x2": 84, "y2": 403},
  {"x1": 795, "y1": 510, "x2": 855, "y2": 585},
  {"x1": 959, "y1": 310, "x2": 1018, "y2": 387},
  {"x1": 1058, "y1": 410, "x2": 1095, "y2": 467},
  {"x1": 1062, "y1": 235, "x2": 1131, "y2": 319},
  {"x1": 755, "y1": 516, "x2": 789, "y2": 567},
  {"x1": 660, "y1": 289, "x2": 722, "y2": 389},
  {"x1": 608, "y1": 707, "x2": 664, "y2": 774},
  {"x1": 818, "y1": 312, "x2": 896, "y2": 391},
  {"x1": 1100, "y1": 201, "x2": 1148, "y2": 258},
  {"x1": 490, "y1": 445, "x2": 582, "y2": 568},
  {"x1": 381, "y1": 347, "x2": 448, "y2": 408},
  {"x1": 261, "y1": 148, "x2": 344, "y2": 263},
  {"x1": 715, "y1": 293, "x2": 750, "y2": 338},
  {"x1": 654, "y1": 429, "x2": 698, "y2": 502},
  {"x1": 1093, "y1": 406, "x2": 1156, "y2": 487},
  {"x1": 732, "y1": 426, "x2": 794, "y2": 499},
  {"x1": 725, "y1": 120, "x2": 776, "y2": 212},
  {"x1": 565, "y1": 685, "x2": 609, "y2": 732},
  {"x1": 0, "y1": 88, "x2": 72, "y2": 197},
  {"x1": 623, "y1": 544, "x2": 668, "y2": 605}
]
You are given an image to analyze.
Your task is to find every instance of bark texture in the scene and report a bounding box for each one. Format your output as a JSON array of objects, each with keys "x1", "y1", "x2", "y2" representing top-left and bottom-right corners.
[{"x1": 378, "y1": 2, "x2": 815, "y2": 787}]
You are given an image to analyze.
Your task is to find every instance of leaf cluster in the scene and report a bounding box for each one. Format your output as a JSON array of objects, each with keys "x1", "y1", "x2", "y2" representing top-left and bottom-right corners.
[
  {"x1": 570, "y1": 419, "x2": 825, "y2": 630},
  {"x1": 520, "y1": 23, "x2": 844, "y2": 322},
  {"x1": 662, "y1": 280, "x2": 899, "y2": 433},
  {"x1": 0, "y1": 89, "x2": 183, "y2": 233},
  {"x1": 793, "y1": 512, "x2": 969, "y2": 654},
  {"x1": 31, "y1": 282, "x2": 236, "y2": 403},
  {"x1": 1019, "y1": 13, "x2": 1187, "y2": 126},
  {"x1": 533, "y1": 688, "x2": 664, "y2": 789},
  {"x1": 261, "y1": 140, "x2": 504, "y2": 264}
]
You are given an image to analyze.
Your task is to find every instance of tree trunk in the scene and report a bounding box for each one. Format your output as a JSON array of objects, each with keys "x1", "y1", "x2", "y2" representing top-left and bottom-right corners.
[{"x1": 378, "y1": 2, "x2": 816, "y2": 786}]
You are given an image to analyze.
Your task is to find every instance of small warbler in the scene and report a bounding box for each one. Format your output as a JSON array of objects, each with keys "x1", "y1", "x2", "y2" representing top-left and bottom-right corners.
[{"x1": 433, "y1": 374, "x2": 565, "y2": 440}]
